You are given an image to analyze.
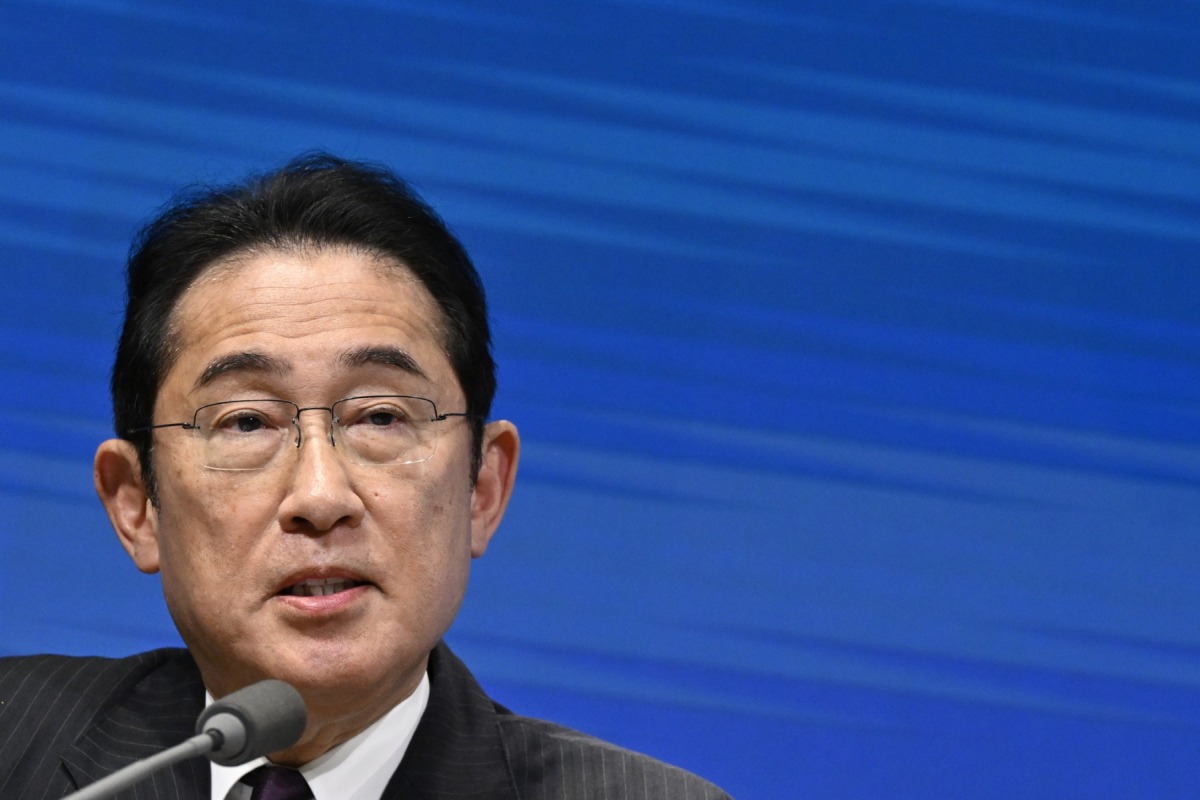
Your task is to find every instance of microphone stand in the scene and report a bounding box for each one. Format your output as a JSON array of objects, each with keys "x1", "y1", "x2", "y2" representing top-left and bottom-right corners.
[
  {"x1": 61, "y1": 730, "x2": 225, "y2": 800},
  {"x1": 57, "y1": 679, "x2": 303, "y2": 800}
]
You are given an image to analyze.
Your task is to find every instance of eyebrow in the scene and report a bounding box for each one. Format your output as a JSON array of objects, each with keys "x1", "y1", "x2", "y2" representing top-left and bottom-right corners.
[
  {"x1": 190, "y1": 345, "x2": 428, "y2": 392},
  {"x1": 193, "y1": 352, "x2": 289, "y2": 391},
  {"x1": 339, "y1": 345, "x2": 429, "y2": 381}
]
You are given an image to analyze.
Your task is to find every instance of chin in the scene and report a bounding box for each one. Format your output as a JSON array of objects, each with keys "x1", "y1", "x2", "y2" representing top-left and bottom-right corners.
[{"x1": 273, "y1": 640, "x2": 426, "y2": 699}]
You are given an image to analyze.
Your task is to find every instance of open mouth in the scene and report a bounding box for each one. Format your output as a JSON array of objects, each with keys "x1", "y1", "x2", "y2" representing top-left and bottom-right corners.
[{"x1": 281, "y1": 577, "x2": 368, "y2": 597}]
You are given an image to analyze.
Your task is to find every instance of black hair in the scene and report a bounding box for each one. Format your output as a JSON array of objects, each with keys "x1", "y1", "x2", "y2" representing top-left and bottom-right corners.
[{"x1": 112, "y1": 153, "x2": 494, "y2": 498}]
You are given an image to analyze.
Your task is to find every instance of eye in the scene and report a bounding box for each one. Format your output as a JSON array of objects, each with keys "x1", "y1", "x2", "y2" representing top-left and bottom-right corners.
[
  {"x1": 341, "y1": 400, "x2": 417, "y2": 432},
  {"x1": 231, "y1": 414, "x2": 267, "y2": 433},
  {"x1": 355, "y1": 404, "x2": 413, "y2": 427},
  {"x1": 209, "y1": 407, "x2": 281, "y2": 435},
  {"x1": 365, "y1": 410, "x2": 402, "y2": 426}
]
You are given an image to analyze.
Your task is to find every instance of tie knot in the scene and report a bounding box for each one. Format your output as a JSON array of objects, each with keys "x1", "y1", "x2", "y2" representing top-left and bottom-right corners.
[{"x1": 242, "y1": 765, "x2": 313, "y2": 800}]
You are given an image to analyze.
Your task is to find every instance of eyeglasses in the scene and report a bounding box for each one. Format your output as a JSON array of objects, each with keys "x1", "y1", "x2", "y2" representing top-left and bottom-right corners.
[{"x1": 131, "y1": 396, "x2": 471, "y2": 471}]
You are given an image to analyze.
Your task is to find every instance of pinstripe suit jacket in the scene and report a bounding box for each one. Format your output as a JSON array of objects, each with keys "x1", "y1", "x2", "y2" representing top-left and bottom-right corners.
[{"x1": 0, "y1": 643, "x2": 730, "y2": 799}]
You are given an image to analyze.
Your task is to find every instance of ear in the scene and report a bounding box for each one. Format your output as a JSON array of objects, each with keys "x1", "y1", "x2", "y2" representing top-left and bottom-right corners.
[
  {"x1": 94, "y1": 438, "x2": 161, "y2": 574},
  {"x1": 469, "y1": 420, "x2": 520, "y2": 558}
]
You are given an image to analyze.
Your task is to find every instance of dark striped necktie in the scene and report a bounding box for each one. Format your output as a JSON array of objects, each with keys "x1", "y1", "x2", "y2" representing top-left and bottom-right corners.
[{"x1": 240, "y1": 765, "x2": 313, "y2": 800}]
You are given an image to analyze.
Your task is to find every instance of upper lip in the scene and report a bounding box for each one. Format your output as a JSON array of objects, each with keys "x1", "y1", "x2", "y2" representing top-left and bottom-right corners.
[{"x1": 274, "y1": 567, "x2": 373, "y2": 596}]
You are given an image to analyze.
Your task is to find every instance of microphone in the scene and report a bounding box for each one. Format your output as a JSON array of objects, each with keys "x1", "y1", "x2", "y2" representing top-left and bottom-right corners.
[
  {"x1": 197, "y1": 679, "x2": 308, "y2": 766},
  {"x1": 62, "y1": 679, "x2": 307, "y2": 800}
]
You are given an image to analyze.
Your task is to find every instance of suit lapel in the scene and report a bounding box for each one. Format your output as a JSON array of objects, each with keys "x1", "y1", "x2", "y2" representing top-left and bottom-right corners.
[
  {"x1": 62, "y1": 650, "x2": 209, "y2": 800},
  {"x1": 382, "y1": 643, "x2": 518, "y2": 800},
  {"x1": 54, "y1": 644, "x2": 512, "y2": 799}
]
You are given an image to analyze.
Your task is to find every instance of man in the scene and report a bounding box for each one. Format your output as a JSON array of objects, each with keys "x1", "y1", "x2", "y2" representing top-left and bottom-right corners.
[{"x1": 0, "y1": 155, "x2": 730, "y2": 799}]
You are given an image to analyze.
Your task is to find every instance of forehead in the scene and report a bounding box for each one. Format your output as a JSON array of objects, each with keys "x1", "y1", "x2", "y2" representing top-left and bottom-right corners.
[{"x1": 162, "y1": 246, "x2": 453, "y2": 397}]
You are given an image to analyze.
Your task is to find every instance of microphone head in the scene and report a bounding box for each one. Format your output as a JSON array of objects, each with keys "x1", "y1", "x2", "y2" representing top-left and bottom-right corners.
[{"x1": 196, "y1": 679, "x2": 307, "y2": 766}]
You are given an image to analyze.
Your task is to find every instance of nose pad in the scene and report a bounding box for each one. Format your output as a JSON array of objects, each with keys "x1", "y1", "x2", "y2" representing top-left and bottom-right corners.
[{"x1": 292, "y1": 406, "x2": 338, "y2": 453}]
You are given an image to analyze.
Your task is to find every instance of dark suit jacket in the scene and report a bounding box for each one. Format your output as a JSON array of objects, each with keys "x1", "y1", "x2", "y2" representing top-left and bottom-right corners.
[{"x1": 0, "y1": 643, "x2": 730, "y2": 799}]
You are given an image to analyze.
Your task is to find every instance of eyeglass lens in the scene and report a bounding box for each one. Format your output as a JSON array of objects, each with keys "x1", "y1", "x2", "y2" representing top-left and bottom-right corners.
[{"x1": 191, "y1": 396, "x2": 441, "y2": 470}]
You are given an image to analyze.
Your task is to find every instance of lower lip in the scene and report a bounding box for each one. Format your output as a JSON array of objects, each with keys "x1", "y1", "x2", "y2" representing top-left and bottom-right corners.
[{"x1": 274, "y1": 584, "x2": 371, "y2": 615}]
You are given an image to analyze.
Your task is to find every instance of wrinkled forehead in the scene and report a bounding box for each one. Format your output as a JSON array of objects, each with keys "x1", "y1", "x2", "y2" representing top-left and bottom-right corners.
[
  {"x1": 170, "y1": 242, "x2": 446, "y2": 339},
  {"x1": 191, "y1": 242, "x2": 431, "y2": 304},
  {"x1": 158, "y1": 243, "x2": 454, "y2": 392}
]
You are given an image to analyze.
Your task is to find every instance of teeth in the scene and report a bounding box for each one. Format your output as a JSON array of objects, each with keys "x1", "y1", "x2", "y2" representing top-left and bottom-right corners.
[{"x1": 288, "y1": 578, "x2": 356, "y2": 597}]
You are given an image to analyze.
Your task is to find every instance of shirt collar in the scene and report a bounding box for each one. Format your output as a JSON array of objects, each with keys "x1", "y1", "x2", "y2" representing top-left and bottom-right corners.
[{"x1": 208, "y1": 671, "x2": 429, "y2": 800}]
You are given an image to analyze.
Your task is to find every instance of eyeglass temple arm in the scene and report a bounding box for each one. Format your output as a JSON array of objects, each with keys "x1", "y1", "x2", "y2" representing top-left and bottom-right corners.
[
  {"x1": 126, "y1": 422, "x2": 197, "y2": 434},
  {"x1": 433, "y1": 411, "x2": 475, "y2": 422}
]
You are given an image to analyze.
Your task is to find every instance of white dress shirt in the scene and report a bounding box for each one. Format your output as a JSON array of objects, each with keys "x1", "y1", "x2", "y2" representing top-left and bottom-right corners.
[{"x1": 210, "y1": 672, "x2": 429, "y2": 800}]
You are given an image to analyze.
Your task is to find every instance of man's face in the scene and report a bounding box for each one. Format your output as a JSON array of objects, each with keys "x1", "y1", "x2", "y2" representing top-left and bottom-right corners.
[{"x1": 97, "y1": 246, "x2": 516, "y2": 757}]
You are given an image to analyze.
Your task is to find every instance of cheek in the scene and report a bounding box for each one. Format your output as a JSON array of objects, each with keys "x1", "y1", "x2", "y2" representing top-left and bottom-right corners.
[
  {"x1": 155, "y1": 471, "x2": 279, "y2": 569},
  {"x1": 381, "y1": 473, "x2": 473, "y2": 575}
]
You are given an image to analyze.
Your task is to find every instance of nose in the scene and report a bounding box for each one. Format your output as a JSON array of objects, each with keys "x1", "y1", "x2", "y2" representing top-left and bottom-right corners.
[{"x1": 276, "y1": 408, "x2": 365, "y2": 534}]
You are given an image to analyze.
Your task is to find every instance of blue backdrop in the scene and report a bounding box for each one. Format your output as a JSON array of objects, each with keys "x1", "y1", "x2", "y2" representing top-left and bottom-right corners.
[{"x1": 1, "y1": 2, "x2": 1198, "y2": 798}]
